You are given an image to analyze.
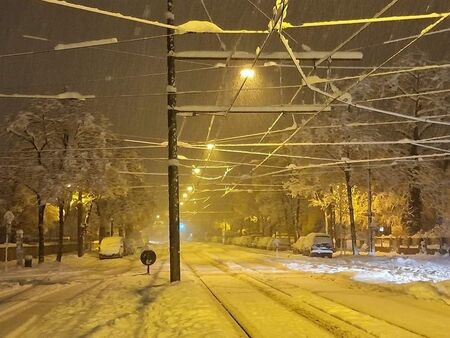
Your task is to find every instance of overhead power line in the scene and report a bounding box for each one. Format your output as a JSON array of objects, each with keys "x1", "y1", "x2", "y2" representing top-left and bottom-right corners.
[
  {"x1": 38, "y1": 0, "x2": 450, "y2": 33},
  {"x1": 251, "y1": 12, "x2": 450, "y2": 172}
]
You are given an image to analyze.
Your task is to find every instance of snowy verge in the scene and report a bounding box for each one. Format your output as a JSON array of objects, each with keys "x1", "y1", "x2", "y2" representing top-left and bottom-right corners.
[{"x1": 283, "y1": 255, "x2": 450, "y2": 284}]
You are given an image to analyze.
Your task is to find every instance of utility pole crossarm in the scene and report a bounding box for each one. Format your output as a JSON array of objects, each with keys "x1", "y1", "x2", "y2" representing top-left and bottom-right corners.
[
  {"x1": 174, "y1": 104, "x2": 331, "y2": 116},
  {"x1": 173, "y1": 50, "x2": 363, "y2": 61}
]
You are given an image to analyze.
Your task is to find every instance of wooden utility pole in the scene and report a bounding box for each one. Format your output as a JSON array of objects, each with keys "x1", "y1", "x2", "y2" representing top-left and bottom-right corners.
[{"x1": 167, "y1": 0, "x2": 181, "y2": 282}]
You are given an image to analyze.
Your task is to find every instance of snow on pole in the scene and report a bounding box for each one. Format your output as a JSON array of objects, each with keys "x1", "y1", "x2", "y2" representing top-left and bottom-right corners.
[{"x1": 167, "y1": 0, "x2": 181, "y2": 283}]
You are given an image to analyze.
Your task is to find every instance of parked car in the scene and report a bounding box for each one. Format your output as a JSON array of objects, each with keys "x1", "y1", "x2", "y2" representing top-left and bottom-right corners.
[
  {"x1": 99, "y1": 236, "x2": 129, "y2": 259},
  {"x1": 231, "y1": 237, "x2": 243, "y2": 246},
  {"x1": 292, "y1": 233, "x2": 334, "y2": 258},
  {"x1": 256, "y1": 237, "x2": 272, "y2": 249},
  {"x1": 250, "y1": 236, "x2": 261, "y2": 248},
  {"x1": 240, "y1": 235, "x2": 254, "y2": 247}
]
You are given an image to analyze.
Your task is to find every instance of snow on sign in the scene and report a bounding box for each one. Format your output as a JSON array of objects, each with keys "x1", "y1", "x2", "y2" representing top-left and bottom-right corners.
[{"x1": 140, "y1": 250, "x2": 157, "y2": 274}]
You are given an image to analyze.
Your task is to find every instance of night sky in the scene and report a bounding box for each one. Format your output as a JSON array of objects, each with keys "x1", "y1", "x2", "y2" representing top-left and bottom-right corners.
[{"x1": 1, "y1": 0, "x2": 449, "y2": 217}]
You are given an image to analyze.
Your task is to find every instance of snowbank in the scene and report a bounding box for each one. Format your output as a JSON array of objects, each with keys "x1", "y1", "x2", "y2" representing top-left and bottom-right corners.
[{"x1": 284, "y1": 255, "x2": 450, "y2": 284}]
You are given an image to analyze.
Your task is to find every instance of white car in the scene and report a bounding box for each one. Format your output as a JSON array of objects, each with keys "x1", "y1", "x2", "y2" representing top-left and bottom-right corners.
[
  {"x1": 292, "y1": 233, "x2": 334, "y2": 258},
  {"x1": 99, "y1": 236, "x2": 125, "y2": 259}
]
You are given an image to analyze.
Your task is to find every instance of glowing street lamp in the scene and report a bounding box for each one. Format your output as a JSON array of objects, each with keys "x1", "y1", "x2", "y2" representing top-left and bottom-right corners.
[
  {"x1": 180, "y1": 202, "x2": 184, "y2": 206},
  {"x1": 206, "y1": 143, "x2": 215, "y2": 150},
  {"x1": 156, "y1": 214, "x2": 160, "y2": 219},
  {"x1": 182, "y1": 193, "x2": 188, "y2": 199},
  {"x1": 240, "y1": 68, "x2": 255, "y2": 79},
  {"x1": 187, "y1": 186, "x2": 194, "y2": 192},
  {"x1": 192, "y1": 167, "x2": 201, "y2": 175}
]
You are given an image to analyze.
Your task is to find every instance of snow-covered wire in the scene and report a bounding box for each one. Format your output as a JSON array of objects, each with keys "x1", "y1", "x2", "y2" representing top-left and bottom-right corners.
[
  {"x1": 308, "y1": 0, "x2": 400, "y2": 74},
  {"x1": 251, "y1": 13, "x2": 450, "y2": 171},
  {"x1": 210, "y1": 139, "x2": 450, "y2": 148},
  {"x1": 248, "y1": 152, "x2": 450, "y2": 181},
  {"x1": 349, "y1": 27, "x2": 450, "y2": 52},
  {"x1": 37, "y1": 1, "x2": 450, "y2": 33},
  {"x1": 187, "y1": 145, "x2": 337, "y2": 162},
  {"x1": 356, "y1": 88, "x2": 450, "y2": 104}
]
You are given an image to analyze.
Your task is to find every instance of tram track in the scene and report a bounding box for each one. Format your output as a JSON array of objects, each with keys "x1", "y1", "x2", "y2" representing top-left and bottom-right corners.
[
  {"x1": 212, "y1": 246, "x2": 433, "y2": 337},
  {"x1": 183, "y1": 251, "x2": 360, "y2": 338},
  {"x1": 182, "y1": 256, "x2": 251, "y2": 338},
  {"x1": 185, "y1": 248, "x2": 425, "y2": 338}
]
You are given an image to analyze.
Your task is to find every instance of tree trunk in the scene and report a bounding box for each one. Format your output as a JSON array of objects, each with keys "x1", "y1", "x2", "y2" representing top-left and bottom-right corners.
[
  {"x1": 295, "y1": 197, "x2": 301, "y2": 238},
  {"x1": 282, "y1": 195, "x2": 291, "y2": 242},
  {"x1": 404, "y1": 77, "x2": 423, "y2": 235},
  {"x1": 85, "y1": 202, "x2": 93, "y2": 226},
  {"x1": 406, "y1": 184, "x2": 422, "y2": 235},
  {"x1": 56, "y1": 200, "x2": 64, "y2": 262},
  {"x1": 77, "y1": 191, "x2": 84, "y2": 257},
  {"x1": 37, "y1": 197, "x2": 46, "y2": 264},
  {"x1": 344, "y1": 169, "x2": 357, "y2": 255},
  {"x1": 324, "y1": 208, "x2": 329, "y2": 234},
  {"x1": 404, "y1": 139, "x2": 423, "y2": 235},
  {"x1": 95, "y1": 200, "x2": 106, "y2": 242},
  {"x1": 329, "y1": 199, "x2": 336, "y2": 245}
]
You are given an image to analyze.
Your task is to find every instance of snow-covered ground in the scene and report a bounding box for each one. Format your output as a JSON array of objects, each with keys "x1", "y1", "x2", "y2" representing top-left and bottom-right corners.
[
  {"x1": 1, "y1": 243, "x2": 449, "y2": 337},
  {"x1": 283, "y1": 254, "x2": 450, "y2": 284}
]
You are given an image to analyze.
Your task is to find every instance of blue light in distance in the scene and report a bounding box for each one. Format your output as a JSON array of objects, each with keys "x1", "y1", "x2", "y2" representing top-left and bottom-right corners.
[{"x1": 180, "y1": 223, "x2": 186, "y2": 232}]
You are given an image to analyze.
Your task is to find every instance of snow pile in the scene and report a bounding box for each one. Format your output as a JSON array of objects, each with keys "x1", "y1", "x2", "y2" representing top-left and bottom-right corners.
[{"x1": 283, "y1": 256, "x2": 450, "y2": 284}]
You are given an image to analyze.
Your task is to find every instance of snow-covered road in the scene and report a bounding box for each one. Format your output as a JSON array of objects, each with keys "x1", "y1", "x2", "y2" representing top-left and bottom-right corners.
[{"x1": 0, "y1": 243, "x2": 449, "y2": 337}]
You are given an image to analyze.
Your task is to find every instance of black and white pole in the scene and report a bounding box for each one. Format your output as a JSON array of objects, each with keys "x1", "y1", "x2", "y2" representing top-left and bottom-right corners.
[{"x1": 167, "y1": 0, "x2": 181, "y2": 282}]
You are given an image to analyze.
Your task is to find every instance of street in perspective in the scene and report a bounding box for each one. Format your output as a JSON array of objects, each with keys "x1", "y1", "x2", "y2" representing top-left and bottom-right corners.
[{"x1": 0, "y1": 1, "x2": 449, "y2": 337}]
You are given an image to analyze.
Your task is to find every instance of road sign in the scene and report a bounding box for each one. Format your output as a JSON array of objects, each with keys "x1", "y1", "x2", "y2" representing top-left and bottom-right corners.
[{"x1": 140, "y1": 250, "x2": 157, "y2": 274}]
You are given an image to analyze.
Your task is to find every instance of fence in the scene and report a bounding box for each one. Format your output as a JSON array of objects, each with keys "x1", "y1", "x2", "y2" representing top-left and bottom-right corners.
[
  {"x1": 0, "y1": 242, "x2": 79, "y2": 261},
  {"x1": 374, "y1": 236, "x2": 449, "y2": 255}
]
